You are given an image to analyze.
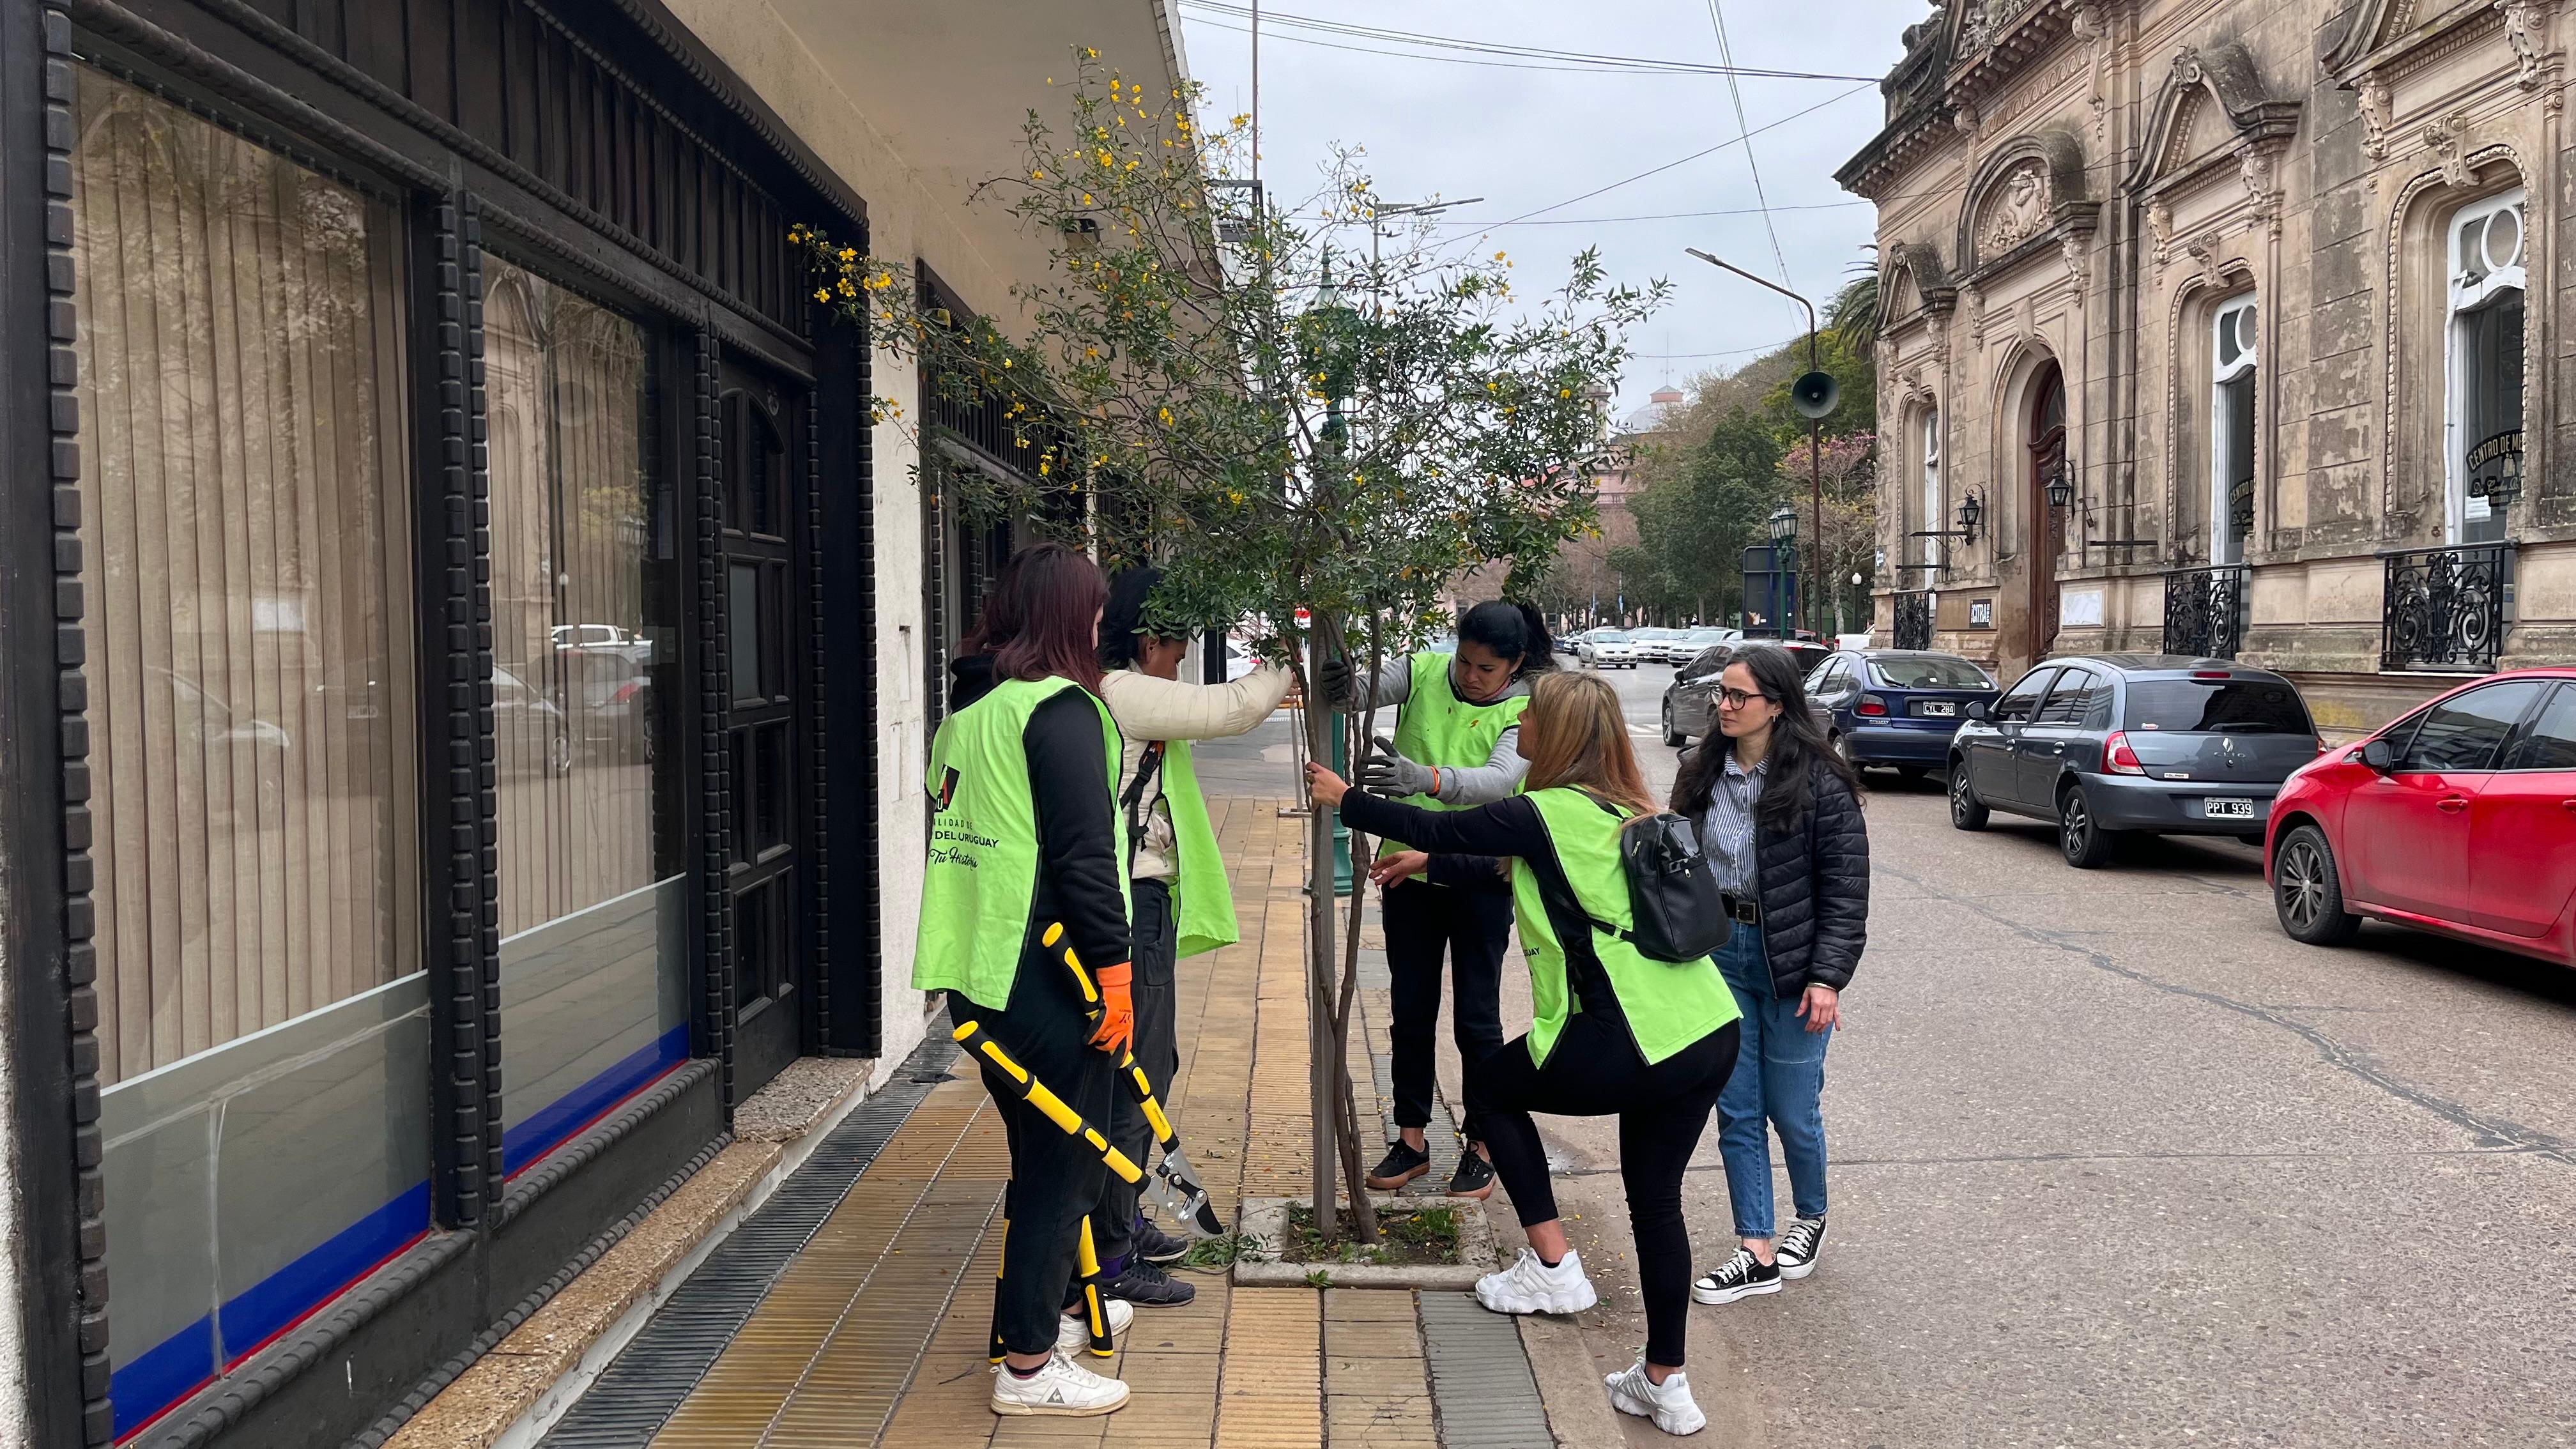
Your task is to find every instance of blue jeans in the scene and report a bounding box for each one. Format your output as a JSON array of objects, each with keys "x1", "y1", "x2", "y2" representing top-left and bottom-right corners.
[{"x1": 1714, "y1": 924, "x2": 1831, "y2": 1240}]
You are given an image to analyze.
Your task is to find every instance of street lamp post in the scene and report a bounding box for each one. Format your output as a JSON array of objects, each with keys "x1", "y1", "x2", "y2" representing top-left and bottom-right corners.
[
  {"x1": 1688, "y1": 249, "x2": 1828, "y2": 636},
  {"x1": 1768, "y1": 504, "x2": 1798, "y2": 639}
]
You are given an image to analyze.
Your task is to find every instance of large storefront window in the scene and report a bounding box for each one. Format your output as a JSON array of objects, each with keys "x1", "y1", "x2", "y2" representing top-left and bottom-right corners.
[
  {"x1": 2448, "y1": 190, "x2": 2526, "y2": 545},
  {"x1": 484, "y1": 261, "x2": 688, "y2": 1177},
  {"x1": 70, "y1": 72, "x2": 426, "y2": 1436}
]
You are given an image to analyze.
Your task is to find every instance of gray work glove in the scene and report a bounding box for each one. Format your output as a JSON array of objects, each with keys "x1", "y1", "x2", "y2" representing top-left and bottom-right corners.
[
  {"x1": 1359, "y1": 735, "x2": 1437, "y2": 799},
  {"x1": 1316, "y1": 656, "x2": 1358, "y2": 709}
]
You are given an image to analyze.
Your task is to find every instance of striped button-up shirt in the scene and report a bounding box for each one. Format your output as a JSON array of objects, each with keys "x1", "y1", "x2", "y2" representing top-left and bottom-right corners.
[{"x1": 1698, "y1": 748, "x2": 1767, "y2": 896}]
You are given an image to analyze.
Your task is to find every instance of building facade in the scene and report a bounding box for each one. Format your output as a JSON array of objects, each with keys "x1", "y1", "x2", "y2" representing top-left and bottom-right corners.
[
  {"x1": 0, "y1": 1, "x2": 1184, "y2": 1444},
  {"x1": 1844, "y1": 0, "x2": 2567, "y2": 735}
]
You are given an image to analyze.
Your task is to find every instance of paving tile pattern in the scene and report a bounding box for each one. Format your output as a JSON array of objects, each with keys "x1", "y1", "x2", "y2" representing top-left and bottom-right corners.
[{"x1": 549, "y1": 797, "x2": 1551, "y2": 1448}]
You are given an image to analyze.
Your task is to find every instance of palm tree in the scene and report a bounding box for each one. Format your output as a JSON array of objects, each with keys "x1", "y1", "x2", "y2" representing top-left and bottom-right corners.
[{"x1": 1826, "y1": 245, "x2": 1880, "y2": 348}]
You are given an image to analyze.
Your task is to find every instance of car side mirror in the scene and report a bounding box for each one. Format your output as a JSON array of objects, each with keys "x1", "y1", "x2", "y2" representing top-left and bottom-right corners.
[
  {"x1": 2360, "y1": 737, "x2": 2395, "y2": 773},
  {"x1": 1964, "y1": 700, "x2": 1988, "y2": 721}
]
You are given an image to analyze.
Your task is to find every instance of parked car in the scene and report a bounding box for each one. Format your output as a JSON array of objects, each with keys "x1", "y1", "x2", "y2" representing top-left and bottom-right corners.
[
  {"x1": 492, "y1": 664, "x2": 576, "y2": 777},
  {"x1": 1680, "y1": 625, "x2": 1742, "y2": 654},
  {"x1": 1575, "y1": 629, "x2": 1639, "y2": 669},
  {"x1": 2268, "y1": 668, "x2": 2576, "y2": 965},
  {"x1": 1630, "y1": 627, "x2": 1686, "y2": 664},
  {"x1": 1659, "y1": 640, "x2": 1822, "y2": 744},
  {"x1": 1805, "y1": 650, "x2": 1998, "y2": 779},
  {"x1": 1947, "y1": 656, "x2": 2321, "y2": 868}
]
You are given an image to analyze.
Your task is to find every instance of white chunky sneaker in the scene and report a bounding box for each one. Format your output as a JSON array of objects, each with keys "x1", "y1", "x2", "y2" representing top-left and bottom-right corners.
[
  {"x1": 1054, "y1": 1296, "x2": 1136, "y2": 1353},
  {"x1": 1606, "y1": 1358, "x2": 1707, "y2": 1436},
  {"x1": 1474, "y1": 1246, "x2": 1599, "y2": 1315},
  {"x1": 990, "y1": 1351, "x2": 1131, "y2": 1416}
]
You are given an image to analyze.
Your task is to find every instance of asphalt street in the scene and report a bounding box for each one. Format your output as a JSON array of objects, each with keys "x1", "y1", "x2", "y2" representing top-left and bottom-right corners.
[
  {"x1": 1524, "y1": 659, "x2": 2576, "y2": 1448},
  {"x1": 1195, "y1": 661, "x2": 2576, "y2": 1446}
]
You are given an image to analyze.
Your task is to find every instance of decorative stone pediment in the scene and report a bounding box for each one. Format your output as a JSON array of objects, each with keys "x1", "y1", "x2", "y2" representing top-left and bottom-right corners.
[
  {"x1": 2128, "y1": 40, "x2": 2303, "y2": 194},
  {"x1": 1956, "y1": 130, "x2": 2098, "y2": 277},
  {"x1": 2324, "y1": 0, "x2": 2553, "y2": 94},
  {"x1": 1882, "y1": 240, "x2": 1958, "y2": 326}
]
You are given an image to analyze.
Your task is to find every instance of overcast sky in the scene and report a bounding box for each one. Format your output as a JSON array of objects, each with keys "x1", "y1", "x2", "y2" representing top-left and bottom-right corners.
[{"x1": 1174, "y1": 0, "x2": 1929, "y2": 418}]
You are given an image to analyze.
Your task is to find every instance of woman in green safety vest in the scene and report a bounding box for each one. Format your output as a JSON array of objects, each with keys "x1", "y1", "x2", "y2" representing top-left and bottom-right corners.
[
  {"x1": 1317, "y1": 599, "x2": 1552, "y2": 1199},
  {"x1": 1086, "y1": 567, "x2": 1294, "y2": 1309},
  {"x1": 1307, "y1": 670, "x2": 1743, "y2": 1439},
  {"x1": 914, "y1": 542, "x2": 1138, "y2": 1420}
]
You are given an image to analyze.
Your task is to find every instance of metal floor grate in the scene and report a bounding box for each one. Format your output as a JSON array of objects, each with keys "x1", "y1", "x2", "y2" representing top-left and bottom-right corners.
[
  {"x1": 1418, "y1": 1291, "x2": 1556, "y2": 1449},
  {"x1": 536, "y1": 1026, "x2": 960, "y2": 1448}
]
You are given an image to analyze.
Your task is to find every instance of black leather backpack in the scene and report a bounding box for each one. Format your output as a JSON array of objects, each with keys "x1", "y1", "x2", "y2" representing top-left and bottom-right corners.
[{"x1": 1562, "y1": 792, "x2": 1732, "y2": 964}]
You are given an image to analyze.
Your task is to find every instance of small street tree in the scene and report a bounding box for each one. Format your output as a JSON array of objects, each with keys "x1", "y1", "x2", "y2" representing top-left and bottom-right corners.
[{"x1": 796, "y1": 51, "x2": 1662, "y2": 1241}]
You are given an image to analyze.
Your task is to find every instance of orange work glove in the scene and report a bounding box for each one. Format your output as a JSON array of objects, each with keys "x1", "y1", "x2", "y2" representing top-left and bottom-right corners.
[{"x1": 1089, "y1": 963, "x2": 1135, "y2": 1057}]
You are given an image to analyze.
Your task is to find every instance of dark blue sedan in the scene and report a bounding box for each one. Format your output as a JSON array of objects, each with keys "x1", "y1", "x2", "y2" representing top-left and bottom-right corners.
[{"x1": 1804, "y1": 650, "x2": 2000, "y2": 778}]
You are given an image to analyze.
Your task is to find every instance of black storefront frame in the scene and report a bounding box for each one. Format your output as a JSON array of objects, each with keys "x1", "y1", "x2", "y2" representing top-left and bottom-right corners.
[{"x1": 1, "y1": 1, "x2": 880, "y2": 1443}]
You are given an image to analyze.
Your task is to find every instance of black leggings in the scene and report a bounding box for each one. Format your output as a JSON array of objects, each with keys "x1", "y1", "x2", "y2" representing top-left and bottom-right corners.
[
  {"x1": 952, "y1": 936, "x2": 1114, "y2": 1358},
  {"x1": 1094, "y1": 879, "x2": 1178, "y2": 1268},
  {"x1": 1466, "y1": 1013, "x2": 1740, "y2": 1369},
  {"x1": 1383, "y1": 878, "x2": 1513, "y2": 1142}
]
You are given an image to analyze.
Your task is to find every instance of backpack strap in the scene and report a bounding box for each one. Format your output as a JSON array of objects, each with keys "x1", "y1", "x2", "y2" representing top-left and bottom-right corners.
[{"x1": 1121, "y1": 740, "x2": 1167, "y2": 869}]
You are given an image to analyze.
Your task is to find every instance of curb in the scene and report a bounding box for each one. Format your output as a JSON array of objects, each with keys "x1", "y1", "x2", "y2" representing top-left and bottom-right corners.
[{"x1": 1230, "y1": 1195, "x2": 1498, "y2": 1290}]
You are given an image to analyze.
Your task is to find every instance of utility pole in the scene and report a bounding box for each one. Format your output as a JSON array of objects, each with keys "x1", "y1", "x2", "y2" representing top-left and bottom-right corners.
[{"x1": 1687, "y1": 249, "x2": 1827, "y2": 634}]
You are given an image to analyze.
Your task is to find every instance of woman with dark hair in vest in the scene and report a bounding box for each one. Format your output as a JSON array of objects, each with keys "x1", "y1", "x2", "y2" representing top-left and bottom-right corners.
[
  {"x1": 1675, "y1": 643, "x2": 1869, "y2": 1309},
  {"x1": 1085, "y1": 567, "x2": 1293, "y2": 1308},
  {"x1": 1308, "y1": 670, "x2": 1742, "y2": 1437},
  {"x1": 915, "y1": 542, "x2": 1138, "y2": 1418},
  {"x1": 1318, "y1": 599, "x2": 1552, "y2": 1198}
]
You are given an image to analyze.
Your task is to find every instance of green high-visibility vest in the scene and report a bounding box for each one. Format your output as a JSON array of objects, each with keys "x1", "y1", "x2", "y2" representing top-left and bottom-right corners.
[
  {"x1": 1377, "y1": 651, "x2": 1531, "y2": 862},
  {"x1": 1510, "y1": 786, "x2": 1741, "y2": 1067},
  {"x1": 914, "y1": 675, "x2": 1130, "y2": 1011},
  {"x1": 1160, "y1": 739, "x2": 1239, "y2": 958}
]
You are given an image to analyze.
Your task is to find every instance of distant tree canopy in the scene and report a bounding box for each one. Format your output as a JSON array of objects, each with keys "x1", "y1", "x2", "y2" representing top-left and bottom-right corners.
[{"x1": 1608, "y1": 266, "x2": 1881, "y2": 627}]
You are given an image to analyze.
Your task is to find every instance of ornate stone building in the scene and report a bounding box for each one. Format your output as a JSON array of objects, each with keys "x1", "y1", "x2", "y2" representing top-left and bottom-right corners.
[{"x1": 1843, "y1": 0, "x2": 2563, "y2": 735}]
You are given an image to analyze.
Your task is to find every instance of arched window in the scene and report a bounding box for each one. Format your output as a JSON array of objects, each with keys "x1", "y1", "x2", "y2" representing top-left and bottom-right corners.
[
  {"x1": 2448, "y1": 190, "x2": 2525, "y2": 544},
  {"x1": 1919, "y1": 405, "x2": 1942, "y2": 568},
  {"x1": 2211, "y1": 294, "x2": 2257, "y2": 564}
]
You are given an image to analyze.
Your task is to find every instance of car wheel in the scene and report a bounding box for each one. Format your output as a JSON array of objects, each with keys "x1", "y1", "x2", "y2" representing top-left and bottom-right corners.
[
  {"x1": 1832, "y1": 733, "x2": 1858, "y2": 770},
  {"x1": 2057, "y1": 784, "x2": 2119, "y2": 869},
  {"x1": 1661, "y1": 699, "x2": 1685, "y2": 748},
  {"x1": 2273, "y1": 824, "x2": 2361, "y2": 946},
  {"x1": 1948, "y1": 760, "x2": 1989, "y2": 831}
]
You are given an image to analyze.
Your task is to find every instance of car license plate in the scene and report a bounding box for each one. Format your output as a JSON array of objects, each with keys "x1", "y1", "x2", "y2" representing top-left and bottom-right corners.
[
  {"x1": 1919, "y1": 701, "x2": 1955, "y2": 717},
  {"x1": 2205, "y1": 797, "x2": 2255, "y2": 819}
]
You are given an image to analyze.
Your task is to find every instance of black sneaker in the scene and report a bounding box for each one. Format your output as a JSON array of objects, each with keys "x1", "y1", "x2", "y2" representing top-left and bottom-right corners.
[
  {"x1": 1445, "y1": 1150, "x2": 1495, "y2": 1200},
  {"x1": 1365, "y1": 1138, "x2": 1432, "y2": 1190},
  {"x1": 1690, "y1": 1247, "x2": 1782, "y2": 1305},
  {"x1": 1776, "y1": 1216, "x2": 1826, "y2": 1280},
  {"x1": 1134, "y1": 1216, "x2": 1190, "y2": 1265},
  {"x1": 1101, "y1": 1257, "x2": 1197, "y2": 1307}
]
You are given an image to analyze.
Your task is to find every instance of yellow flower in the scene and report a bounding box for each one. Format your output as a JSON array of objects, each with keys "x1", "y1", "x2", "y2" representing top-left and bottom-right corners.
[
  {"x1": 813, "y1": 288, "x2": 829, "y2": 302},
  {"x1": 1085, "y1": 46, "x2": 1098, "y2": 57},
  {"x1": 1034, "y1": 169, "x2": 1046, "y2": 180},
  {"x1": 1082, "y1": 192, "x2": 1094, "y2": 204},
  {"x1": 1560, "y1": 388, "x2": 1571, "y2": 398},
  {"x1": 1159, "y1": 406, "x2": 1175, "y2": 425},
  {"x1": 1494, "y1": 250, "x2": 1507, "y2": 261}
]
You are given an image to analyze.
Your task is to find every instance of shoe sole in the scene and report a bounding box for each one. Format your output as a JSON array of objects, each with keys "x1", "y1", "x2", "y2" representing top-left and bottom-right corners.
[
  {"x1": 1476, "y1": 1285, "x2": 1598, "y2": 1315},
  {"x1": 1777, "y1": 1259, "x2": 1817, "y2": 1281},
  {"x1": 1365, "y1": 1163, "x2": 1430, "y2": 1190},
  {"x1": 1689, "y1": 1278, "x2": 1782, "y2": 1305},
  {"x1": 1137, "y1": 1247, "x2": 1189, "y2": 1264},
  {"x1": 1445, "y1": 1179, "x2": 1496, "y2": 1200},
  {"x1": 1103, "y1": 1290, "x2": 1197, "y2": 1307},
  {"x1": 990, "y1": 1391, "x2": 1130, "y2": 1417},
  {"x1": 1606, "y1": 1385, "x2": 1706, "y2": 1438}
]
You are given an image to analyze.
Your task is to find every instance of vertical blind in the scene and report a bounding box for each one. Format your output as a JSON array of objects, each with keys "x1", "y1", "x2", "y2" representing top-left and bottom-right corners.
[
  {"x1": 72, "y1": 73, "x2": 418, "y2": 1086},
  {"x1": 484, "y1": 261, "x2": 666, "y2": 937}
]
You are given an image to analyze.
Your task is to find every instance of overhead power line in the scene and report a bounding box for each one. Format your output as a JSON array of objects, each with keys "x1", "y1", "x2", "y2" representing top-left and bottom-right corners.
[
  {"x1": 1432, "y1": 200, "x2": 1869, "y2": 227},
  {"x1": 1177, "y1": 1, "x2": 1880, "y2": 81},
  {"x1": 1478, "y1": 83, "x2": 1875, "y2": 229},
  {"x1": 1703, "y1": 0, "x2": 1797, "y2": 312}
]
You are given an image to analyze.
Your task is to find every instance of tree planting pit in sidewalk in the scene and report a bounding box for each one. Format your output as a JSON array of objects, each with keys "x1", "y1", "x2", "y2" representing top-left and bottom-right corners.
[{"x1": 1230, "y1": 1195, "x2": 1497, "y2": 1289}]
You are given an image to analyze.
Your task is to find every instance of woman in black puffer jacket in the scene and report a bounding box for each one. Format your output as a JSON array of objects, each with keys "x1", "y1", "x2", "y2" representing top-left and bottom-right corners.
[{"x1": 1672, "y1": 643, "x2": 1868, "y2": 1308}]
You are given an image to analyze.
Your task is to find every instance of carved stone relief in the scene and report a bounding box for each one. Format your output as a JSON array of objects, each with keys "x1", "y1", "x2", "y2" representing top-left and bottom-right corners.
[
  {"x1": 2060, "y1": 233, "x2": 2089, "y2": 300},
  {"x1": 2498, "y1": 0, "x2": 2550, "y2": 89},
  {"x1": 2358, "y1": 74, "x2": 2392, "y2": 161},
  {"x1": 2147, "y1": 195, "x2": 2173, "y2": 268},
  {"x1": 2422, "y1": 111, "x2": 2474, "y2": 188},
  {"x1": 1978, "y1": 160, "x2": 2053, "y2": 257},
  {"x1": 2240, "y1": 146, "x2": 2282, "y2": 237},
  {"x1": 2072, "y1": 3, "x2": 2110, "y2": 143},
  {"x1": 1963, "y1": 286, "x2": 1988, "y2": 348}
]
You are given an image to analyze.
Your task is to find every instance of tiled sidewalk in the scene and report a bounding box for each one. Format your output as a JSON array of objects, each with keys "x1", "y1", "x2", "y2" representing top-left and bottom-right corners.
[{"x1": 535, "y1": 797, "x2": 1557, "y2": 1449}]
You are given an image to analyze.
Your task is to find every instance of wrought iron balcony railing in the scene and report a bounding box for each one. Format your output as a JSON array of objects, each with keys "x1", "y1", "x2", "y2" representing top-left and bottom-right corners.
[
  {"x1": 1892, "y1": 590, "x2": 1934, "y2": 651},
  {"x1": 2161, "y1": 565, "x2": 2246, "y2": 660},
  {"x1": 2381, "y1": 542, "x2": 2513, "y2": 673}
]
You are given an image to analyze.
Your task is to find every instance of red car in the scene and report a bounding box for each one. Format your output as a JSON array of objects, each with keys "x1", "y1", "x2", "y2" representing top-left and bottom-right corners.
[{"x1": 2267, "y1": 668, "x2": 2576, "y2": 964}]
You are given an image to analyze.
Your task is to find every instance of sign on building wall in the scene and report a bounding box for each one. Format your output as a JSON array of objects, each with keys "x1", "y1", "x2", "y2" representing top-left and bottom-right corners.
[{"x1": 2060, "y1": 586, "x2": 2105, "y2": 627}]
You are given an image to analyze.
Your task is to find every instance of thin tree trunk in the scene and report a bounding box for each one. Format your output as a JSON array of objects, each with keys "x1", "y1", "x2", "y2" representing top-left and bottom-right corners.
[
  {"x1": 1301, "y1": 612, "x2": 1340, "y2": 1235},
  {"x1": 1327, "y1": 612, "x2": 1388, "y2": 1243}
]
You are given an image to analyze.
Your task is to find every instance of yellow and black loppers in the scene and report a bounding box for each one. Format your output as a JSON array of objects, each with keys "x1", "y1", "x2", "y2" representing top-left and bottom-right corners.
[
  {"x1": 954, "y1": 1017, "x2": 1124, "y2": 1358},
  {"x1": 1041, "y1": 921, "x2": 1229, "y2": 1239}
]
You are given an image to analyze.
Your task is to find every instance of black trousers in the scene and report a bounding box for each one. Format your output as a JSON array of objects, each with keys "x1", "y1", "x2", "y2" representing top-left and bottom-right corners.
[
  {"x1": 954, "y1": 936, "x2": 1114, "y2": 1358},
  {"x1": 1383, "y1": 878, "x2": 1512, "y2": 1143},
  {"x1": 1093, "y1": 878, "x2": 1179, "y2": 1268},
  {"x1": 1466, "y1": 1014, "x2": 1740, "y2": 1369}
]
